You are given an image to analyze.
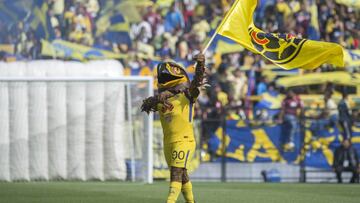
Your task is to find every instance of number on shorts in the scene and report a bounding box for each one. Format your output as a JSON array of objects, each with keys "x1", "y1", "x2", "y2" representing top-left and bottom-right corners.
[{"x1": 172, "y1": 150, "x2": 185, "y2": 160}]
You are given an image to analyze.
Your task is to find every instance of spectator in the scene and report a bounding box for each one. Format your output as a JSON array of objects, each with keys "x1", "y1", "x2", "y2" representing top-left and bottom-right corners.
[
  {"x1": 353, "y1": 109, "x2": 360, "y2": 126},
  {"x1": 311, "y1": 91, "x2": 339, "y2": 137},
  {"x1": 86, "y1": 0, "x2": 100, "y2": 19},
  {"x1": 216, "y1": 61, "x2": 231, "y2": 93},
  {"x1": 256, "y1": 76, "x2": 268, "y2": 95},
  {"x1": 175, "y1": 37, "x2": 189, "y2": 59},
  {"x1": 164, "y1": 2, "x2": 185, "y2": 33},
  {"x1": 324, "y1": 91, "x2": 338, "y2": 127},
  {"x1": 247, "y1": 65, "x2": 257, "y2": 96},
  {"x1": 338, "y1": 92, "x2": 352, "y2": 139},
  {"x1": 279, "y1": 89, "x2": 303, "y2": 151},
  {"x1": 28, "y1": 37, "x2": 42, "y2": 60},
  {"x1": 157, "y1": 39, "x2": 172, "y2": 58},
  {"x1": 333, "y1": 139, "x2": 360, "y2": 183},
  {"x1": 51, "y1": 0, "x2": 65, "y2": 17},
  {"x1": 182, "y1": 0, "x2": 197, "y2": 32},
  {"x1": 214, "y1": 85, "x2": 228, "y2": 107},
  {"x1": 294, "y1": 3, "x2": 310, "y2": 36},
  {"x1": 0, "y1": 51, "x2": 6, "y2": 61},
  {"x1": 135, "y1": 21, "x2": 153, "y2": 44},
  {"x1": 49, "y1": 9, "x2": 60, "y2": 29},
  {"x1": 144, "y1": 6, "x2": 162, "y2": 37},
  {"x1": 191, "y1": 19, "x2": 210, "y2": 43},
  {"x1": 163, "y1": 32, "x2": 179, "y2": 57},
  {"x1": 154, "y1": 16, "x2": 166, "y2": 38},
  {"x1": 228, "y1": 68, "x2": 248, "y2": 103},
  {"x1": 73, "y1": 4, "x2": 92, "y2": 34}
]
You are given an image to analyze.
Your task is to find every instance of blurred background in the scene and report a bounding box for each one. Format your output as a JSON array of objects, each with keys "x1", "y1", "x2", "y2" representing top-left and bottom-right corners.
[{"x1": 0, "y1": 0, "x2": 360, "y2": 183}]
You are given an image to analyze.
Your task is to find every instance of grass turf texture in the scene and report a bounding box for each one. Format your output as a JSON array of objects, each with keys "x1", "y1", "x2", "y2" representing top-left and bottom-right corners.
[{"x1": 0, "y1": 182, "x2": 359, "y2": 203}]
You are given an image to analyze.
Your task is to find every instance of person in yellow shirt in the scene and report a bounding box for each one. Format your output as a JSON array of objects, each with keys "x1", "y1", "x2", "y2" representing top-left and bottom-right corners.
[
  {"x1": 141, "y1": 54, "x2": 206, "y2": 203},
  {"x1": 215, "y1": 85, "x2": 229, "y2": 106}
]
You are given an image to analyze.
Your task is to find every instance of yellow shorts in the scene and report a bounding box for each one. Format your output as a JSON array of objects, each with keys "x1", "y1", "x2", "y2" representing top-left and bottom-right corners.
[{"x1": 164, "y1": 141, "x2": 196, "y2": 169}]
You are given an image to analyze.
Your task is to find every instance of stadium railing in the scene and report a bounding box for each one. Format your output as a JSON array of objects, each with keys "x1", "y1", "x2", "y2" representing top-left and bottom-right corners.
[{"x1": 194, "y1": 106, "x2": 360, "y2": 183}]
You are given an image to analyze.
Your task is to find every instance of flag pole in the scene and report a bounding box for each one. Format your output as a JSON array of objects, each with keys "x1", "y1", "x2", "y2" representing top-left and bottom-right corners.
[
  {"x1": 200, "y1": 0, "x2": 240, "y2": 54},
  {"x1": 196, "y1": 28, "x2": 219, "y2": 89},
  {"x1": 201, "y1": 31, "x2": 218, "y2": 54},
  {"x1": 193, "y1": 0, "x2": 241, "y2": 88}
]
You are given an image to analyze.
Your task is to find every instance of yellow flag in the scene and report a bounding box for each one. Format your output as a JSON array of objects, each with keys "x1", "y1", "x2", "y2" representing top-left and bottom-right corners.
[
  {"x1": 216, "y1": 40, "x2": 244, "y2": 54},
  {"x1": 216, "y1": 0, "x2": 345, "y2": 70}
]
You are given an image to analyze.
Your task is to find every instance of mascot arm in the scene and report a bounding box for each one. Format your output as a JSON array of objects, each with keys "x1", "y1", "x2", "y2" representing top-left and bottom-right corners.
[
  {"x1": 189, "y1": 54, "x2": 206, "y2": 101},
  {"x1": 141, "y1": 91, "x2": 175, "y2": 114}
]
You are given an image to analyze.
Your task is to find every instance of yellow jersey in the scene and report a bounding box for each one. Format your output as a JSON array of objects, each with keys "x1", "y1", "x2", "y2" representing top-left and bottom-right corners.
[{"x1": 158, "y1": 92, "x2": 196, "y2": 144}]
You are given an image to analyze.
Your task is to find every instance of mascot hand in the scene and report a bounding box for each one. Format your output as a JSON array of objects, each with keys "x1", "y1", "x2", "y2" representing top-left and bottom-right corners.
[
  {"x1": 141, "y1": 97, "x2": 157, "y2": 114},
  {"x1": 193, "y1": 54, "x2": 205, "y2": 75},
  {"x1": 141, "y1": 91, "x2": 174, "y2": 114},
  {"x1": 193, "y1": 54, "x2": 205, "y2": 65}
]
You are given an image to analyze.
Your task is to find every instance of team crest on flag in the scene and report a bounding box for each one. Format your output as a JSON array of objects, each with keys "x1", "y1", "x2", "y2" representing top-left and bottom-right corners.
[
  {"x1": 249, "y1": 27, "x2": 307, "y2": 65},
  {"x1": 216, "y1": 0, "x2": 345, "y2": 70}
]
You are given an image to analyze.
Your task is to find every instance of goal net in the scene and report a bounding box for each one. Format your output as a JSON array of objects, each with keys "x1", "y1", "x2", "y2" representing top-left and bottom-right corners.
[{"x1": 0, "y1": 76, "x2": 153, "y2": 183}]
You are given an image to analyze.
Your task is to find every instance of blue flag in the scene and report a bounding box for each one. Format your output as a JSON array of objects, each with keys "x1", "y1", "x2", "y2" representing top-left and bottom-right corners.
[{"x1": 104, "y1": 14, "x2": 131, "y2": 46}]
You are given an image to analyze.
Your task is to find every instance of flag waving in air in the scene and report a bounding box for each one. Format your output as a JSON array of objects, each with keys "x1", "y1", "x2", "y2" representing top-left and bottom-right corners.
[{"x1": 215, "y1": 0, "x2": 344, "y2": 70}]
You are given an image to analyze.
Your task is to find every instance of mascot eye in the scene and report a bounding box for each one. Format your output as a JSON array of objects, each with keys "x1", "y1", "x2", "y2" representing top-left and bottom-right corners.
[{"x1": 173, "y1": 67, "x2": 180, "y2": 74}]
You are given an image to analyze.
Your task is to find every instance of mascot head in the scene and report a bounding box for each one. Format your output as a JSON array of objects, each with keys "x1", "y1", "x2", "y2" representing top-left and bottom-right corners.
[{"x1": 157, "y1": 61, "x2": 190, "y2": 92}]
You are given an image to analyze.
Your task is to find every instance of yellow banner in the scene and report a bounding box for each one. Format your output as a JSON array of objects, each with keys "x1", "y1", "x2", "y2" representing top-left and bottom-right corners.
[
  {"x1": 344, "y1": 49, "x2": 360, "y2": 66},
  {"x1": 41, "y1": 40, "x2": 126, "y2": 61},
  {"x1": 0, "y1": 44, "x2": 14, "y2": 54},
  {"x1": 277, "y1": 72, "x2": 360, "y2": 88},
  {"x1": 156, "y1": 0, "x2": 174, "y2": 7},
  {"x1": 216, "y1": 0, "x2": 344, "y2": 70},
  {"x1": 336, "y1": 0, "x2": 360, "y2": 8}
]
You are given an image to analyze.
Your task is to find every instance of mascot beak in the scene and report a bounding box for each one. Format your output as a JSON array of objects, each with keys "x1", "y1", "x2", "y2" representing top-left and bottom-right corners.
[{"x1": 157, "y1": 62, "x2": 189, "y2": 89}]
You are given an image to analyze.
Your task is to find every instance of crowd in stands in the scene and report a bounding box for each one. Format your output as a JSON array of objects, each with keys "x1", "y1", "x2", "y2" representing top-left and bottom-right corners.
[{"x1": 0, "y1": 0, "x2": 360, "y2": 121}]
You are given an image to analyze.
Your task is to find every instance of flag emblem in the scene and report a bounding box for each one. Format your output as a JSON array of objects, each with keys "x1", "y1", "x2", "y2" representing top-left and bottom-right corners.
[{"x1": 249, "y1": 27, "x2": 307, "y2": 65}]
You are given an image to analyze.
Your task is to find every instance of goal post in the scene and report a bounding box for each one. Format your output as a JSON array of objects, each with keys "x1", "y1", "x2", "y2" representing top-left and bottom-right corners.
[{"x1": 0, "y1": 76, "x2": 154, "y2": 184}]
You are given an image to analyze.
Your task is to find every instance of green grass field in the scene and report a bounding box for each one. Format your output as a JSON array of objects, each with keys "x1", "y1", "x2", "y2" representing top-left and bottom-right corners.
[{"x1": 0, "y1": 182, "x2": 359, "y2": 203}]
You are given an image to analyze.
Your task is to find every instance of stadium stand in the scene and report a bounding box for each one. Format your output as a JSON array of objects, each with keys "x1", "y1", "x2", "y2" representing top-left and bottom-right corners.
[{"x1": 0, "y1": 0, "x2": 359, "y2": 111}]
